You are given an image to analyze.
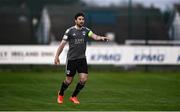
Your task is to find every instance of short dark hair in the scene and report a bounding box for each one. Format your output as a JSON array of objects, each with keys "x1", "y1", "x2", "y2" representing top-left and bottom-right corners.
[{"x1": 74, "y1": 12, "x2": 85, "y2": 20}]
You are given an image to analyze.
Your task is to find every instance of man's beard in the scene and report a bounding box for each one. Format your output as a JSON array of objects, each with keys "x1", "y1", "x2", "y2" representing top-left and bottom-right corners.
[{"x1": 77, "y1": 22, "x2": 84, "y2": 27}]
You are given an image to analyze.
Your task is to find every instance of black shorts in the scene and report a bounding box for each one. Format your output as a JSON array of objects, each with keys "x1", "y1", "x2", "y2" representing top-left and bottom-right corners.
[{"x1": 65, "y1": 58, "x2": 88, "y2": 77}]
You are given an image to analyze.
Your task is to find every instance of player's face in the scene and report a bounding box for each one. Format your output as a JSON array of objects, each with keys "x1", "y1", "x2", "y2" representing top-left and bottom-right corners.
[{"x1": 75, "y1": 16, "x2": 85, "y2": 27}]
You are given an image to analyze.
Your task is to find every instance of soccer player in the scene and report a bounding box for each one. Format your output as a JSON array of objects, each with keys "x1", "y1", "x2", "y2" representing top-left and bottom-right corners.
[{"x1": 54, "y1": 12, "x2": 109, "y2": 104}]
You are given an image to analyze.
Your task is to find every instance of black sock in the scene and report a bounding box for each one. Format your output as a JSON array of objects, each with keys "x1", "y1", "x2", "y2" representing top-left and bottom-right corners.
[
  {"x1": 59, "y1": 81, "x2": 69, "y2": 96},
  {"x1": 72, "y1": 82, "x2": 85, "y2": 97}
]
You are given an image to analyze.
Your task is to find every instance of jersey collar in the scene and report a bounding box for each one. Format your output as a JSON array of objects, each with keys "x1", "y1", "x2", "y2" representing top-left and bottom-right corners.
[{"x1": 74, "y1": 25, "x2": 83, "y2": 30}]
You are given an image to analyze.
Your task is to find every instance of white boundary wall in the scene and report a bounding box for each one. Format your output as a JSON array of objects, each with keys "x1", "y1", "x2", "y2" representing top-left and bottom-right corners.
[{"x1": 0, "y1": 45, "x2": 180, "y2": 65}]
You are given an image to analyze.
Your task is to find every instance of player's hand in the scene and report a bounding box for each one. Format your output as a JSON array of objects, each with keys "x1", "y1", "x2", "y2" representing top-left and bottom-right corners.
[
  {"x1": 101, "y1": 37, "x2": 109, "y2": 42},
  {"x1": 54, "y1": 56, "x2": 60, "y2": 65}
]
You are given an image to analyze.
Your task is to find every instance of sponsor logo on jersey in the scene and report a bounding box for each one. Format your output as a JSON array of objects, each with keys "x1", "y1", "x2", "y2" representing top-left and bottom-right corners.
[{"x1": 74, "y1": 38, "x2": 84, "y2": 44}]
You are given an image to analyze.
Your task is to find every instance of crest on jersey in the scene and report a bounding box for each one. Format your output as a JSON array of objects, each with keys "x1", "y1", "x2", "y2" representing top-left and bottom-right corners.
[{"x1": 82, "y1": 31, "x2": 86, "y2": 36}]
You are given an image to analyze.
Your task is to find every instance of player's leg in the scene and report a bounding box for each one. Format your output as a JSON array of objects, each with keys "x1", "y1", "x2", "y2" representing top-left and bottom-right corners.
[
  {"x1": 59, "y1": 76, "x2": 73, "y2": 96},
  {"x1": 57, "y1": 60, "x2": 76, "y2": 104},
  {"x1": 71, "y1": 73, "x2": 88, "y2": 96},
  {"x1": 70, "y1": 58, "x2": 88, "y2": 104},
  {"x1": 57, "y1": 76, "x2": 74, "y2": 104},
  {"x1": 70, "y1": 73, "x2": 88, "y2": 104}
]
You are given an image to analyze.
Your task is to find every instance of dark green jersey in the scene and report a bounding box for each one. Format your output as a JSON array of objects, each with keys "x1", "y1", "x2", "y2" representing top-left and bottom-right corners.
[{"x1": 62, "y1": 26, "x2": 92, "y2": 60}]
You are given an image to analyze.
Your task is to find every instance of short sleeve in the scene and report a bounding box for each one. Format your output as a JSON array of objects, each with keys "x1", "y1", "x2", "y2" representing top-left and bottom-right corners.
[{"x1": 62, "y1": 29, "x2": 70, "y2": 41}]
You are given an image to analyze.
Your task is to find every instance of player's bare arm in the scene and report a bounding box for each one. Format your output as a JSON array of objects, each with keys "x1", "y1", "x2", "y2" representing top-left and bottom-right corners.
[
  {"x1": 90, "y1": 32, "x2": 109, "y2": 41},
  {"x1": 54, "y1": 40, "x2": 67, "y2": 65}
]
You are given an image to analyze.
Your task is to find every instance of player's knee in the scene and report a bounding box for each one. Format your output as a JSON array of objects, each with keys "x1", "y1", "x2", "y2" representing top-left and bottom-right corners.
[
  {"x1": 80, "y1": 78, "x2": 87, "y2": 85},
  {"x1": 64, "y1": 80, "x2": 71, "y2": 85},
  {"x1": 65, "y1": 77, "x2": 73, "y2": 85}
]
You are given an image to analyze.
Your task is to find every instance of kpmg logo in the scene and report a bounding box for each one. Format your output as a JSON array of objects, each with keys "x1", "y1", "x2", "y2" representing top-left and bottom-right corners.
[
  {"x1": 177, "y1": 55, "x2": 180, "y2": 62},
  {"x1": 134, "y1": 54, "x2": 165, "y2": 62},
  {"x1": 91, "y1": 54, "x2": 121, "y2": 61}
]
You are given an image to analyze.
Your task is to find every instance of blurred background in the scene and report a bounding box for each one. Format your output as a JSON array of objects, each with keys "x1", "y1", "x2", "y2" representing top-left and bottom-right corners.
[
  {"x1": 0, "y1": 0, "x2": 180, "y2": 111},
  {"x1": 0, "y1": 0, "x2": 179, "y2": 45},
  {"x1": 0, "y1": 0, "x2": 180, "y2": 70}
]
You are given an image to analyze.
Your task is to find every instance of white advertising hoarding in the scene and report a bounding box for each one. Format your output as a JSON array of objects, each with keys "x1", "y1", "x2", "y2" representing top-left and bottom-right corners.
[{"x1": 0, "y1": 45, "x2": 180, "y2": 65}]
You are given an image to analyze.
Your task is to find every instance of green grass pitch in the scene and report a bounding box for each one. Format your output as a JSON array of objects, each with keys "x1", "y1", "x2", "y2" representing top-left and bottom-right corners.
[{"x1": 0, "y1": 69, "x2": 180, "y2": 111}]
